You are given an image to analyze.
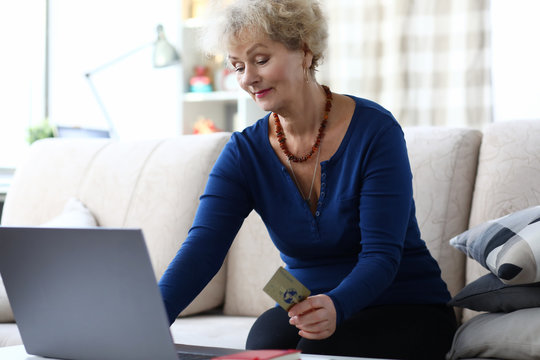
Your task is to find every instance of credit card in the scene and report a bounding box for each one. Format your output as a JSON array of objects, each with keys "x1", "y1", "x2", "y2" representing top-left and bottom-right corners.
[{"x1": 263, "y1": 266, "x2": 311, "y2": 311}]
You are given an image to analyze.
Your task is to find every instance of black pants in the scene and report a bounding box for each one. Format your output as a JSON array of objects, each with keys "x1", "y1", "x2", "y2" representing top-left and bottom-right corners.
[{"x1": 246, "y1": 304, "x2": 457, "y2": 360}]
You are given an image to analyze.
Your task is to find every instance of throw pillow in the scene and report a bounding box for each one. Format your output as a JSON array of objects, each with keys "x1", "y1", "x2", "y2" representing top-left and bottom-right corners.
[
  {"x1": 447, "y1": 308, "x2": 540, "y2": 360},
  {"x1": 450, "y1": 205, "x2": 540, "y2": 285},
  {"x1": 41, "y1": 197, "x2": 98, "y2": 227},
  {"x1": 448, "y1": 273, "x2": 540, "y2": 312},
  {"x1": 0, "y1": 197, "x2": 98, "y2": 323}
]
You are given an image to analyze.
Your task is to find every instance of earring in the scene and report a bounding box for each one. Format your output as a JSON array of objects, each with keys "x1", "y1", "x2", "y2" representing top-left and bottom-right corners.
[{"x1": 304, "y1": 67, "x2": 310, "y2": 83}]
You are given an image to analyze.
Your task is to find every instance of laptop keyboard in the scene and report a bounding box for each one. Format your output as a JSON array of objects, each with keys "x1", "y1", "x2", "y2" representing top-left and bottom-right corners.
[{"x1": 177, "y1": 352, "x2": 215, "y2": 360}]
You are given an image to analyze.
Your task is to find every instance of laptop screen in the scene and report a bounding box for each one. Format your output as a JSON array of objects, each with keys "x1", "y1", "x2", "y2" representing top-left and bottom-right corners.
[{"x1": 0, "y1": 227, "x2": 177, "y2": 360}]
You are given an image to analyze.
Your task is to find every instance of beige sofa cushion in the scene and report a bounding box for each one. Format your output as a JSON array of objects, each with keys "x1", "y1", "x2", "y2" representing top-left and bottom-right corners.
[
  {"x1": 1, "y1": 138, "x2": 111, "y2": 226},
  {"x1": 1, "y1": 133, "x2": 231, "y2": 318},
  {"x1": 170, "y1": 315, "x2": 256, "y2": 349},
  {"x1": 404, "y1": 127, "x2": 482, "y2": 298},
  {"x1": 468, "y1": 120, "x2": 540, "y2": 228},
  {"x1": 463, "y1": 120, "x2": 540, "y2": 321},
  {"x1": 224, "y1": 211, "x2": 284, "y2": 316}
]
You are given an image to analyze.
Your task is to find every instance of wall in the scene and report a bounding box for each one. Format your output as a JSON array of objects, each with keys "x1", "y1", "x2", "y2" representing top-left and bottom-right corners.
[{"x1": 491, "y1": 0, "x2": 540, "y2": 122}]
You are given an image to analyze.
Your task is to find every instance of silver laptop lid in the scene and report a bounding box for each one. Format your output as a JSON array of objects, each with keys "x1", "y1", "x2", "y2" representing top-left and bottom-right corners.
[{"x1": 0, "y1": 227, "x2": 178, "y2": 360}]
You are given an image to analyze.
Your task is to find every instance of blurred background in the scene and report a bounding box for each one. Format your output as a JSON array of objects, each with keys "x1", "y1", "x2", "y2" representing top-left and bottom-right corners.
[{"x1": 0, "y1": 0, "x2": 539, "y2": 171}]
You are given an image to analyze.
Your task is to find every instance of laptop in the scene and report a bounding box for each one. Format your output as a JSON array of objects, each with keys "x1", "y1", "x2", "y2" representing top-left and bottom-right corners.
[
  {"x1": 55, "y1": 125, "x2": 111, "y2": 139},
  {"x1": 0, "y1": 227, "x2": 241, "y2": 360}
]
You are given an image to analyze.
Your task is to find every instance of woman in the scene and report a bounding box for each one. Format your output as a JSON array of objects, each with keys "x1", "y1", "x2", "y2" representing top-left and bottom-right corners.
[{"x1": 159, "y1": 0, "x2": 457, "y2": 358}]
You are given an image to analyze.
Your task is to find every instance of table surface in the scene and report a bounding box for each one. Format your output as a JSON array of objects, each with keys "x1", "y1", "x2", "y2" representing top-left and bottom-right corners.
[{"x1": 0, "y1": 345, "x2": 387, "y2": 360}]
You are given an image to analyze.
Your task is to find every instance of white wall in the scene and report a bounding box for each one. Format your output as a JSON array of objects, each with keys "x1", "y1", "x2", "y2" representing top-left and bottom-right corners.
[
  {"x1": 491, "y1": 0, "x2": 540, "y2": 122},
  {"x1": 48, "y1": 0, "x2": 182, "y2": 139}
]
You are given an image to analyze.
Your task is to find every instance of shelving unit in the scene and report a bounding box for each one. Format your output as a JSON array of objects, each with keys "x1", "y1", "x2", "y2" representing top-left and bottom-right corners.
[{"x1": 179, "y1": 1, "x2": 267, "y2": 134}]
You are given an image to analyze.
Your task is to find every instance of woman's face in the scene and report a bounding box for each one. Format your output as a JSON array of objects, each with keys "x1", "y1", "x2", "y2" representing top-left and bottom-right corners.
[{"x1": 228, "y1": 35, "x2": 307, "y2": 115}]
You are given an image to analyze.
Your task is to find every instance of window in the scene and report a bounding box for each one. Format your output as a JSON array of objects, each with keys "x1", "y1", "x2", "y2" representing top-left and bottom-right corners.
[
  {"x1": 0, "y1": 0, "x2": 181, "y2": 170},
  {"x1": 0, "y1": 1, "x2": 46, "y2": 168}
]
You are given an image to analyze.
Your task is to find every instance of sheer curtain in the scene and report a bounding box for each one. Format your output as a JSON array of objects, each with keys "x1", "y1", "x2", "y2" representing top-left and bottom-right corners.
[{"x1": 325, "y1": 0, "x2": 492, "y2": 128}]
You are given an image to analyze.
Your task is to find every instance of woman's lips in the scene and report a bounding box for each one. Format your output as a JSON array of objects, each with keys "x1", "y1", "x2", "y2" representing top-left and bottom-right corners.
[{"x1": 254, "y1": 88, "x2": 272, "y2": 98}]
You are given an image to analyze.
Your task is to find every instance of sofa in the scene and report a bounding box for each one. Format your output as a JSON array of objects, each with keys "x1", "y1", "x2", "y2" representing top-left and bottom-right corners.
[{"x1": 1, "y1": 120, "x2": 540, "y2": 359}]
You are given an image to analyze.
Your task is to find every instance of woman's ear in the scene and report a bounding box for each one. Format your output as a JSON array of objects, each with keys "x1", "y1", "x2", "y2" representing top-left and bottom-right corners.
[{"x1": 302, "y1": 44, "x2": 314, "y2": 69}]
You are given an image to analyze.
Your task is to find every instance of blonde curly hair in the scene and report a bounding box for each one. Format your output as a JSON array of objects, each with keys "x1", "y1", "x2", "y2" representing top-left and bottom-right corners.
[{"x1": 201, "y1": 0, "x2": 328, "y2": 74}]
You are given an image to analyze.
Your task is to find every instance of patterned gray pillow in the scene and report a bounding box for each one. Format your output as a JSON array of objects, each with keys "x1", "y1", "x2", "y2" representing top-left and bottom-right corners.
[{"x1": 450, "y1": 205, "x2": 540, "y2": 285}]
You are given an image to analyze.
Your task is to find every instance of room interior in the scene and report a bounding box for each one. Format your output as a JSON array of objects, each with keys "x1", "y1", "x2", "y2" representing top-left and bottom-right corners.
[{"x1": 0, "y1": 1, "x2": 540, "y2": 359}]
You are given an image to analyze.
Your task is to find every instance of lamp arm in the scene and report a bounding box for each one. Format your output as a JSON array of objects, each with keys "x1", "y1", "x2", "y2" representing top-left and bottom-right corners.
[
  {"x1": 85, "y1": 42, "x2": 153, "y2": 77},
  {"x1": 84, "y1": 42, "x2": 153, "y2": 138},
  {"x1": 84, "y1": 74, "x2": 119, "y2": 139}
]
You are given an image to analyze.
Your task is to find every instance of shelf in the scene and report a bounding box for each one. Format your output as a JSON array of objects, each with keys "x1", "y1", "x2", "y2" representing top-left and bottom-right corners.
[{"x1": 178, "y1": 1, "x2": 266, "y2": 135}]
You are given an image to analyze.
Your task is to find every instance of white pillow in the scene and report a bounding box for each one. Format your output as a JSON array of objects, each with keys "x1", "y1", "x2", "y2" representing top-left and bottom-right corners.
[
  {"x1": 0, "y1": 197, "x2": 98, "y2": 323},
  {"x1": 41, "y1": 197, "x2": 98, "y2": 228}
]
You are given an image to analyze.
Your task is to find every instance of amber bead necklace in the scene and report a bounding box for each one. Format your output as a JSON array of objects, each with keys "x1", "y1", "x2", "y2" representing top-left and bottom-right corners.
[
  {"x1": 273, "y1": 85, "x2": 333, "y2": 205},
  {"x1": 273, "y1": 85, "x2": 333, "y2": 163}
]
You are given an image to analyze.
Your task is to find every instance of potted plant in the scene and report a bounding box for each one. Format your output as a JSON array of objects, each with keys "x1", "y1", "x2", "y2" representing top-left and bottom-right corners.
[{"x1": 27, "y1": 119, "x2": 56, "y2": 144}]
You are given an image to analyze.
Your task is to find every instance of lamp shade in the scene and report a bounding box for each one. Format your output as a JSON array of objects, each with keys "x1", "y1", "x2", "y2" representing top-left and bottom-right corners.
[{"x1": 153, "y1": 24, "x2": 180, "y2": 68}]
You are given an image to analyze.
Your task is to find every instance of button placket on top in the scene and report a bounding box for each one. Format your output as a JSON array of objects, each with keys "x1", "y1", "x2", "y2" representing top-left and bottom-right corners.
[{"x1": 316, "y1": 163, "x2": 328, "y2": 218}]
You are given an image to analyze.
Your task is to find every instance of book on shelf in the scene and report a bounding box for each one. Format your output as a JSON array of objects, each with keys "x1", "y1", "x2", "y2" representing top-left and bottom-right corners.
[{"x1": 212, "y1": 349, "x2": 301, "y2": 360}]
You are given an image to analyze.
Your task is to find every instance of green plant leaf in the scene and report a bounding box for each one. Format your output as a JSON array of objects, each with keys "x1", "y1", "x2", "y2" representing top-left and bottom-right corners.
[{"x1": 27, "y1": 119, "x2": 56, "y2": 144}]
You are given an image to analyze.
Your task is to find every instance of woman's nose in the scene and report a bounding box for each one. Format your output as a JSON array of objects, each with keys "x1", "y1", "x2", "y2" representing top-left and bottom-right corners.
[{"x1": 242, "y1": 65, "x2": 260, "y2": 87}]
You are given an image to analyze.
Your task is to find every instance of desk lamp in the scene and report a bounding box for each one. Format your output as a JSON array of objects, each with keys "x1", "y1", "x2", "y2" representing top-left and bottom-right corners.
[{"x1": 85, "y1": 24, "x2": 180, "y2": 138}]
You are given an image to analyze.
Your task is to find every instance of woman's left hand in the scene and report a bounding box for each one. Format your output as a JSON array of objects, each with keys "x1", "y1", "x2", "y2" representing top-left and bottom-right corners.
[{"x1": 288, "y1": 294, "x2": 337, "y2": 340}]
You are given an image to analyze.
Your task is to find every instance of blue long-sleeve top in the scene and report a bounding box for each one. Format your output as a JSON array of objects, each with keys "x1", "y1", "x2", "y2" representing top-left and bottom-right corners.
[{"x1": 159, "y1": 95, "x2": 451, "y2": 325}]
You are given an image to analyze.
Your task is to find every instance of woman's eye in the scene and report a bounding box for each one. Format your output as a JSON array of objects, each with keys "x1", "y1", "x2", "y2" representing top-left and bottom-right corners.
[
  {"x1": 256, "y1": 59, "x2": 268, "y2": 65},
  {"x1": 234, "y1": 66, "x2": 244, "y2": 73}
]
